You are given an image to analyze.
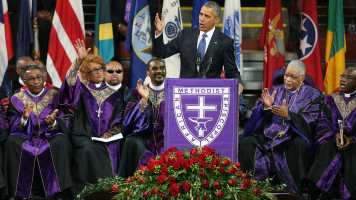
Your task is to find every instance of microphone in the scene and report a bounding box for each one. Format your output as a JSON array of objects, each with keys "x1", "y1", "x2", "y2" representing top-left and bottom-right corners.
[
  {"x1": 202, "y1": 56, "x2": 213, "y2": 78},
  {"x1": 196, "y1": 53, "x2": 202, "y2": 77}
]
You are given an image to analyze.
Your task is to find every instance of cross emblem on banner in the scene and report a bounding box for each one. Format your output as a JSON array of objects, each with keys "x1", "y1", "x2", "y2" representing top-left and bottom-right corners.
[{"x1": 186, "y1": 96, "x2": 216, "y2": 137}]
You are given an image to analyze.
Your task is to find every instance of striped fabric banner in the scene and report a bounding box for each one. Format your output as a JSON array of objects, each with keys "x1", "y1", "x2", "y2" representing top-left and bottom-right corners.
[{"x1": 46, "y1": 0, "x2": 85, "y2": 87}]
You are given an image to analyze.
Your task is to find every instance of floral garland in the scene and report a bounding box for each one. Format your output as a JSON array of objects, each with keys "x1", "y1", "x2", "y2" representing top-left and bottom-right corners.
[{"x1": 77, "y1": 146, "x2": 283, "y2": 200}]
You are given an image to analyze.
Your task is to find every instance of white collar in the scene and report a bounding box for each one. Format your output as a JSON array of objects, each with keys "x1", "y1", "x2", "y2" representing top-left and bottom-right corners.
[
  {"x1": 149, "y1": 81, "x2": 165, "y2": 91},
  {"x1": 95, "y1": 83, "x2": 102, "y2": 88},
  {"x1": 344, "y1": 90, "x2": 356, "y2": 97},
  {"x1": 27, "y1": 88, "x2": 45, "y2": 98},
  {"x1": 19, "y1": 78, "x2": 25, "y2": 86},
  {"x1": 200, "y1": 26, "x2": 215, "y2": 39},
  {"x1": 106, "y1": 82, "x2": 122, "y2": 91}
]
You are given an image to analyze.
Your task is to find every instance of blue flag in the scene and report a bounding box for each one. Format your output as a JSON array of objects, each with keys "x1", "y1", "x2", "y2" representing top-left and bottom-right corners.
[
  {"x1": 191, "y1": 0, "x2": 208, "y2": 28},
  {"x1": 125, "y1": 0, "x2": 153, "y2": 88}
]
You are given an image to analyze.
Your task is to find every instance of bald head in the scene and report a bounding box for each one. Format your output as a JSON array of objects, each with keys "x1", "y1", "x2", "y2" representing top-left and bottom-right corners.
[
  {"x1": 105, "y1": 61, "x2": 124, "y2": 86},
  {"x1": 16, "y1": 57, "x2": 33, "y2": 79}
]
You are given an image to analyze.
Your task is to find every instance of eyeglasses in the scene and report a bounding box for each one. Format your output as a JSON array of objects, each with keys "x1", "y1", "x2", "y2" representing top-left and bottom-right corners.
[
  {"x1": 284, "y1": 73, "x2": 303, "y2": 80},
  {"x1": 107, "y1": 69, "x2": 123, "y2": 74},
  {"x1": 25, "y1": 76, "x2": 44, "y2": 83},
  {"x1": 88, "y1": 66, "x2": 105, "y2": 74},
  {"x1": 340, "y1": 74, "x2": 356, "y2": 81}
]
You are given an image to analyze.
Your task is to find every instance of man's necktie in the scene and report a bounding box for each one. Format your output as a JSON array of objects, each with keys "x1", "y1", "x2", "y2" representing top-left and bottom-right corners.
[{"x1": 197, "y1": 33, "x2": 207, "y2": 61}]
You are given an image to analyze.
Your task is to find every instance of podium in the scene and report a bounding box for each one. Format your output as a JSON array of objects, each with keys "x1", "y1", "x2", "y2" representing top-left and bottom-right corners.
[{"x1": 164, "y1": 78, "x2": 239, "y2": 162}]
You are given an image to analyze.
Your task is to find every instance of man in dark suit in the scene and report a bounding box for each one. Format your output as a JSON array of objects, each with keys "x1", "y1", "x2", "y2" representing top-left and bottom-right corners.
[{"x1": 154, "y1": 1, "x2": 243, "y2": 93}]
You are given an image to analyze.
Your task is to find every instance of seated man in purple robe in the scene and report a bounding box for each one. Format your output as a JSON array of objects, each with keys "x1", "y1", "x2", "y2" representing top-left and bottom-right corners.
[
  {"x1": 3, "y1": 65, "x2": 73, "y2": 199},
  {"x1": 307, "y1": 67, "x2": 356, "y2": 200},
  {"x1": 61, "y1": 40, "x2": 135, "y2": 194},
  {"x1": 0, "y1": 88, "x2": 8, "y2": 196},
  {"x1": 239, "y1": 60, "x2": 323, "y2": 196},
  {"x1": 118, "y1": 58, "x2": 166, "y2": 178}
]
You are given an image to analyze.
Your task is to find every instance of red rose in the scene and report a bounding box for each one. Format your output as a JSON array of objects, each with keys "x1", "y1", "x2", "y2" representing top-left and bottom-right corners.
[
  {"x1": 198, "y1": 153, "x2": 207, "y2": 161},
  {"x1": 177, "y1": 157, "x2": 184, "y2": 164},
  {"x1": 143, "y1": 191, "x2": 149, "y2": 197},
  {"x1": 208, "y1": 164, "x2": 214, "y2": 170},
  {"x1": 240, "y1": 172, "x2": 246, "y2": 179},
  {"x1": 190, "y1": 148, "x2": 198, "y2": 156},
  {"x1": 169, "y1": 184, "x2": 179, "y2": 196},
  {"x1": 229, "y1": 167, "x2": 238, "y2": 175},
  {"x1": 152, "y1": 188, "x2": 160, "y2": 194},
  {"x1": 167, "y1": 147, "x2": 178, "y2": 152},
  {"x1": 175, "y1": 151, "x2": 184, "y2": 158},
  {"x1": 202, "y1": 180, "x2": 209, "y2": 188},
  {"x1": 234, "y1": 162, "x2": 241, "y2": 168},
  {"x1": 148, "y1": 164, "x2": 155, "y2": 174},
  {"x1": 168, "y1": 158, "x2": 176, "y2": 166},
  {"x1": 228, "y1": 179, "x2": 236, "y2": 186},
  {"x1": 125, "y1": 177, "x2": 131, "y2": 183},
  {"x1": 168, "y1": 176, "x2": 176, "y2": 184},
  {"x1": 182, "y1": 182, "x2": 192, "y2": 191},
  {"x1": 244, "y1": 179, "x2": 252, "y2": 186},
  {"x1": 160, "y1": 192, "x2": 166, "y2": 199},
  {"x1": 160, "y1": 155, "x2": 168, "y2": 166},
  {"x1": 218, "y1": 166, "x2": 225, "y2": 172},
  {"x1": 173, "y1": 162, "x2": 180, "y2": 170},
  {"x1": 216, "y1": 190, "x2": 224, "y2": 199},
  {"x1": 153, "y1": 160, "x2": 161, "y2": 166},
  {"x1": 148, "y1": 157, "x2": 155, "y2": 164},
  {"x1": 138, "y1": 166, "x2": 147, "y2": 172},
  {"x1": 199, "y1": 171, "x2": 205, "y2": 179},
  {"x1": 240, "y1": 183, "x2": 247, "y2": 190},
  {"x1": 213, "y1": 153, "x2": 220, "y2": 159},
  {"x1": 184, "y1": 158, "x2": 193, "y2": 169},
  {"x1": 199, "y1": 161, "x2": 208, "y2": 168},
  {"x1": 212, "y1": 158, "x2": 220, "y2": 166},
  {"x1": 140, "y1": 177, "x2": 146, "y2": 183},
  {"x1": 192, "y1": 157, "x2": 198, "y2": 163},
  {"x1": 252, "y1": 188, "x2": 261, "y2": 195},
  {"x1": 111, "y1": 184, "x2": 118, "y2": 192},
  {"x1": 133, "y1": 175, "x2": 138, "y2": 181},
  {"x1": 157, "y1": 174, "x2": 166, "y2": 184},
  {"x1": 161, "y1": 167, "x2": 168, "y2": 175},
  {"x1": 213, "y1": 182, "x2": 220, "y2": 189},
  {"x1": 223, "y1": 158, "x2": 232, "y2": 165}
]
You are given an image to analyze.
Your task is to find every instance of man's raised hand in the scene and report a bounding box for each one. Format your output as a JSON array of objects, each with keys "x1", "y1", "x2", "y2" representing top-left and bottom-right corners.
[
  {"x1": 261, "y1": 88, "x2": 276, "y2": 109},
  {"x1": 45, "y1": 109, "x2": 58, "y2": 125},
  {"x1": 137, "y1": 79, "x2": 149, "y2": 105},
  {"x1": 154, "y1": 13, "x2": 165, "y2": 36},
  {"x1": 23, "y1": 102, "x2": 35, "y2": 121}
]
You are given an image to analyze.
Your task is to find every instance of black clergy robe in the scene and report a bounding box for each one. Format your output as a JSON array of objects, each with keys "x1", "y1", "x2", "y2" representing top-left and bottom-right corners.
[
  {"x1": 0, "y1": 89, "x2": 8, "y2": 192},
  {"x1": 3, "y1": 88, "x2": 73, "y2": 198},
  {"x1": 239, "y1": 84, "x2": 323, "y2": 195},
  {"x1": 307, "y1": 92, "x2": 356, "y2": 200},
  {"x1": 60, "y1": 62, "x2": 135, "y2": 194},
  {"x1": 118, "y1": 84, "x2": 165, "y2": 178}
]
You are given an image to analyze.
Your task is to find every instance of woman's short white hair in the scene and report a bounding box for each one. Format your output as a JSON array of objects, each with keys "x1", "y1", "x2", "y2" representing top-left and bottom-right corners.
[{"x1": 287, "y1": 60, "x2": 306, "y2": 75}]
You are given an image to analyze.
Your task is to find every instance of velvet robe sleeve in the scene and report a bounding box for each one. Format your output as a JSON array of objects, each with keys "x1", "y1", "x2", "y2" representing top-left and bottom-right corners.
[
  {"x1": 122, "y1": 100, "x2": 151, "y2": 138},
  {"x1": 58, "y1": 61, "x2": 82, "y2": 107}
]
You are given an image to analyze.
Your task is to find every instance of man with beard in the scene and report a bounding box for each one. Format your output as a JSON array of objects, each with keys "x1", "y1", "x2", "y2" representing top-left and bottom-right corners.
[
  {"x1": 3, "y1": 65, "x2": 72, "y2": 199},
  {"x1": 118, "y1": 58, "x2": 166, "y2": 178},
  {"x1": 61, "y1": 40, "x2": 135, "y2": 195},
  {"x1": 239, "y1": 60, "x2": 323, "y2": 196},
  {"x1": 307, "y1": 67, "x2": 356, "y2": 200}
]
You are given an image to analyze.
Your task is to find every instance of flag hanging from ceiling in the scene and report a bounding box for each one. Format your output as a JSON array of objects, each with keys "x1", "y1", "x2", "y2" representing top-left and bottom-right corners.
[
  {"x1": 323, "y1": 0, "x2": 346, "y2": 95},
  {"x1": 223, "y1": 0, "x2": 243, "y2": 74},
  {"x1": 94, "y1": 0, "x2": 114, "y2": 64},
  {"x1": 298, "y1": 0, "x2": 323, "y2": 91},
  {"x1": 46, "y1": 0, "x2": 85, "y2": 87},
  {"x1": 125, "y1": 0, "x2": 153, "y2": 88},
  {"x1": 191, "y1": 0, "x2": 208, "y2": 28},
  {"x1": 162, "y1": 0, "x2": 183, "y2": 78},
  {"x1": 0, "y1": 0, "x2": 13, "y2": 98},
  {"x1": 259, "y1": 0, "x2": 285, "y2": 88}
]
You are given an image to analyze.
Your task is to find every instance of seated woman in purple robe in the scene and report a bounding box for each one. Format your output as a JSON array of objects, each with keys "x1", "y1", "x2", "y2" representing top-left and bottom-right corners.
[
  {"x1": 3, "y1": 65, "x2": 73, "y2": 199},
  {"x1": 60, "y1": 40, "x2": 135, "y2": 195},
  {"x1": 239, "y1": 60, "x2": 324, "y2": 196},
  {"x1": 307, "y1": 67, "x2": 356, "y2": 200}
]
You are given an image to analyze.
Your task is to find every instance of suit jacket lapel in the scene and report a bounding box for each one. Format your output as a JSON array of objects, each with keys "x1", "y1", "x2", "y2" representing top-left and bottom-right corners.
[{"x1": 204, "y1": 29, "x2": 220, "y2": 63}]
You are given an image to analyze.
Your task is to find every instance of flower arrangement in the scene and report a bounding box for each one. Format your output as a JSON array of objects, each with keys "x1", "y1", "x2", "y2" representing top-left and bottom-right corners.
[{"x1": 77, "y1": 146, "x2": 283, "y2": 200}]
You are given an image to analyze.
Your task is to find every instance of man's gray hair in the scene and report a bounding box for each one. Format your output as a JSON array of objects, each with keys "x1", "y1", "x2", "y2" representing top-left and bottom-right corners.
[
  {"x1": 203, "y1": 1, "x2": 221, "y2": 18},
  {"x1": 287, "y1": 60, "x2": 306, "y2": 75}
]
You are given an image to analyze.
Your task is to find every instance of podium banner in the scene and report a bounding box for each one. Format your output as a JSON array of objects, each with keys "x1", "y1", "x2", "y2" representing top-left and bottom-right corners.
[{"x1": 164, "y1": 78, "x2": 239, "y2": 162}]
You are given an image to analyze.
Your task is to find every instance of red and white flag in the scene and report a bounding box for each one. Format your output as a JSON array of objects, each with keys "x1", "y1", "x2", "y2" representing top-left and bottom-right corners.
[
  {"x1": 0, "y1": 0, "x2": 13, "y2": 88},
  {"x1": 260, "y1": 0, "x2": 285, "y2": 88},
  {"x1": 298, "y1": 0, "x2": 323, "y2": 91},
  {"x1": 46, "y1": 0, "x2": 85, "y2": 87}
]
